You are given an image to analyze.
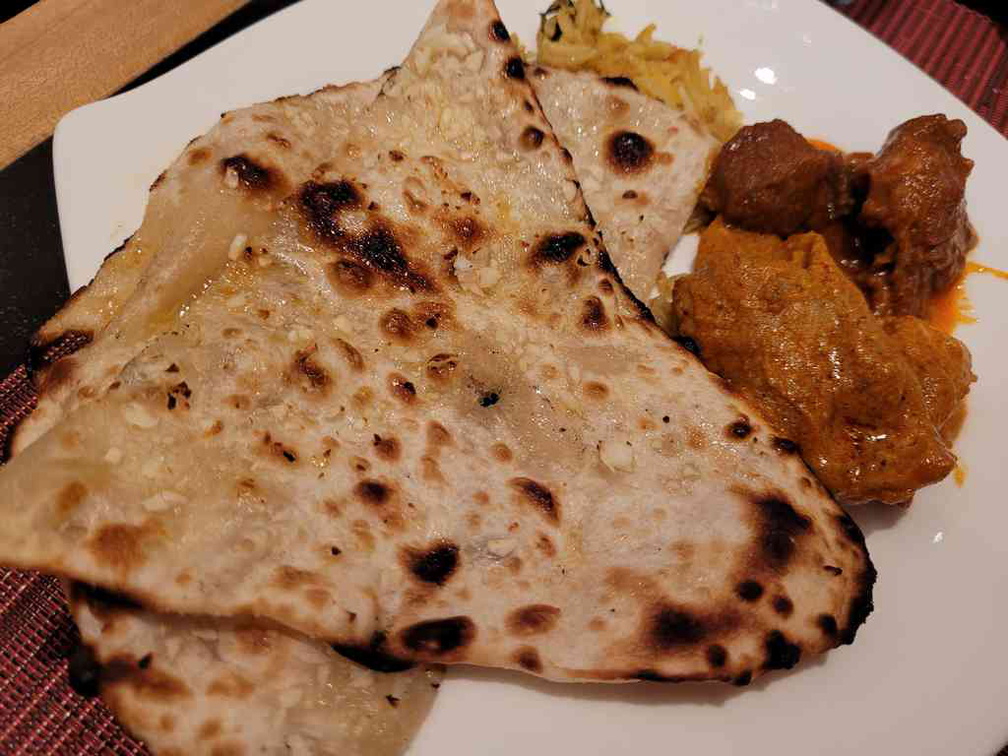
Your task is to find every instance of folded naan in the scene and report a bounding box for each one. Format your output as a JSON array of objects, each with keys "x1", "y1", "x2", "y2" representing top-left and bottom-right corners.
[
  {"x1": 10, "y1": 74, "x2": 388, "y2": 457},
  {"x1": 0, "y1": 0, "x2": 873, "y2": 688},
  {"x1": 70, "y1": 585, "x2": 440, "y2": 756},
  {"x1": 531, "y1": 66, "x2": 717, "y2": 302},
  {"x1": 7, "y1": 78, "x2": 439, "y2": 756}
]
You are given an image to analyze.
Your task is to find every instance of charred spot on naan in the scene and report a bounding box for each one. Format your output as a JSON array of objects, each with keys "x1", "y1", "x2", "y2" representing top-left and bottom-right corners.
[
  {"x1": 198, "y1": 719, "x2": 223, "y2": 740},
  {"x1": 529, "y1": 231, "x2": 586, "y2": 268},
  {"x1": 606, "y1": 130, "x2": 654, "y2": 174},
  {"x1": 594, "y1": 248, "x2": 656, "y2": 324},
  {"x1": 220, "y1": 154, "x2": 284, "y2": 194},
  {"x1": 262, "y1": 432, "x2": 298, "y2": 464},
  {"x1": 166, "y1": 380, "x2": 192, "y2": 410},
  {"x1": 504, "y1": 56, "x2": 525, "y2": 80},
  {"x1": 773, "y1": 595, "x2": 794, "y2": 617},
  {"x1": 509, "y1": 477, "x2": 560, "y2": 525},
  {"x1": 727, "y1": 417, "x2": 753, "y2": 440},
  {"x1": 286, "y1": 348, "x2": 331, "y2": 395},
  {"x1": 817, "y1": 613, "x2": 839, "y2": 638},
  {"x1": 380, "y1": 308, "x2": 418, "y2": 344},
  {"x1": 840, "y1": 550, "x2": 876, "y2": 645},
  {"x1": 491, "y1": 442, "x2": 512, "y2": 462},
  {"x1": 580, "y1": 296, "x2": 610, "y2": 332},
  {"x1": 602, "y1": 75, "x2": 638, "y2": 90},
  {"x1": 520, "y1": 126, "x2": 545, "y2": 151},
  {"x1": 354, "y1": 479, "x2": 394, "y2": 506},
  {"x1": 423, "y1": 354, "x2": 459, "y2": 385},
  {"x1": 706, "y1": 644, "x2": 729, "y2": 668},
  {"x1": 427, "y1": 421, "x2": 452, "y2": 449},
  {"x1": 187, "y1": 147, "x2": 211, "y2": 166},
  {"x1": 763, "y1": 630, "x2": 802, "y2": 670},
  {"x1": 353, "y1": 477, "x2": 406, "y2": 530},
  {"x1": 399, "y1": 616, "x2": 476, "y2": 660},
  {"x1": 327, "y1": 259, "x2": 375, "y2": 296},
  {"x1": 439, "y1": 212, "x2": 486, "y2": 251},
  {"x1": 415, "y1": 299, "x2": 455, "y2": 332},
  {"x1": 646, "y1": 604, "x2": 723, "y2": 652},
  {"x1": 301, "y1": 180, "x2": 435, "y2": 293},
  {"x1": 535, "y1": 534, "x2": 557, "y2": 558},
  {"x1": 334, "y1": 338, "x2": 364, "y2": 371},
  {"x1": 332, "y1": 630, "x2": 415, "y2": 673},
  {"x1": 606, "y1": 95, "x2": 630, "y2": 118},
  {"x1": 372, "y1": 433, "x2": 401, "y2": 462},
  {"x1": 738, "y1": 488, "x2": 813, "y2": 569},
  {"x1": 772, "y1": 436, "x2": 800, "y2": 455},
  {"x1": 490, "y1": 19, "x2": 510, "y2": 42},
  {"x1": 735, "y1": 579, "x2": 764, "y2": 602},
  {"x1": 265, "y1": 131, "x2": 291, "y2": 149},
  {"x1": 301, "y1": 179, "x2": 362, "y2": 223},
  {"x1": 506, "y1": 604, "x2": 561, "y2": 636},
  {"x1": 271, "y1": 565, "x2": 322, "y2": 591},
  {"x1": 401, "y1": 541, "x2": 460, "y2": 586},
  {"x1": 388, "y1": 373, "x2": 418, "y2": 404},
  {"x1": 513, "y1": 646, "x2": 543, "y2": 673}
]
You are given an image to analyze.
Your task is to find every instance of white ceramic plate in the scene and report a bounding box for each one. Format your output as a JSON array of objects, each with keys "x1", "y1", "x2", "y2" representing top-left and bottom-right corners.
[{"x1": 52, "y1": 1, "x2": 1008, "y2": 754}]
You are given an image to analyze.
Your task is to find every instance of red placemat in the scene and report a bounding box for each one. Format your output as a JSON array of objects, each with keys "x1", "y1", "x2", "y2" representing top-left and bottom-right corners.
[
  {"x1": 841, "y1": 0, "x2": 1008, "y2": 135},
  {"x1": 0, "y1": 336, "x2": 147, "y2": 754},
  {"x1": 0, "y1": 2, "x2": 1005, "y2": 754}
]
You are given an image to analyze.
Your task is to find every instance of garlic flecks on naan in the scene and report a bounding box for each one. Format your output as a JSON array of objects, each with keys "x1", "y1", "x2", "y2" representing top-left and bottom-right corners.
[
  {"x1": 531, "y1": 66, "x2": 718, "y2": 303},
  {"x1": 0, "y1": 0, "x2": 873, "y2": 689},
  {"x1": 6, "y1": 76, "x2": 442, "y2": 756},
  {"x1": 70, "y1": 586, "x2": 440, "y2": 756}
]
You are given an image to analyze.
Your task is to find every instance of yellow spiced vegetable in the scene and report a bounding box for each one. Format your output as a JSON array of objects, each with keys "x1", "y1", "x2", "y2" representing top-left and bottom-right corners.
[{"x1": 536, "y1": 0, "x2": 741, "y2": 142}]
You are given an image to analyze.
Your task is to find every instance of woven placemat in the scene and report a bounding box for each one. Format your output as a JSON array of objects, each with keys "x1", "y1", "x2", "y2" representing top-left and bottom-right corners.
[
  {"x1": 0, "y1": 333, "x2": 147, "y2": 754},
  {"x1": 843, "y1": 0, "x2": 1008, "y2": 135},
  {"x1": 0, "y1": 1, "x2": 1005, "y2": 753}
]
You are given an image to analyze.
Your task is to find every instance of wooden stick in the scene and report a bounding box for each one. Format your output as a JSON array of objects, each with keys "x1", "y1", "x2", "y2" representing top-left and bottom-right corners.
[{"x1": 0, "y1": 0, "x2": 249, "y2": 170}]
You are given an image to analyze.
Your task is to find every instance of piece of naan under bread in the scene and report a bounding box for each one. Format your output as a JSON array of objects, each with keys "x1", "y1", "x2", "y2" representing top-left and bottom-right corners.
[
  {"x1": 531, "y1": 66, "x2": 718, "y2": 302},
  {"x1": 68, "y1": 586, "x2": 440, "y2": 756},
  {"x1": 0, "y1": 0, "x2": 873, "y2": 685},
  {"x1": 7, "y1": 78, "x2": 440, "y2": 756}
]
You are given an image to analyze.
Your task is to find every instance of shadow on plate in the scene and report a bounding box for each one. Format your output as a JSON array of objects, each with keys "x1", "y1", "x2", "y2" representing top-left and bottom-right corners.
[
  {"x1": 444, "y1": 648, "x2": 829, "y2": 707},
  {"x1": 847, "y1": 503, "x2": 908, "y2": 536}
]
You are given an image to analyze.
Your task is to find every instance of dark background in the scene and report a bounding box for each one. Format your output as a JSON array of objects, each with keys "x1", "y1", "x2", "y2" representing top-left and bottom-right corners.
[{"x1": 0, "y1": 0, "x2": 1005, "y2": 376}]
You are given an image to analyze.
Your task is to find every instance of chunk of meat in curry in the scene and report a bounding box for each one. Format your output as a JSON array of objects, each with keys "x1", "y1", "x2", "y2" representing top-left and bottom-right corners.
[
  {"x1": 671, "y1": 220, "x2": 974, "y2": 506},
  {"x1": 700, "y1": 119, "x2": 856, "y2": 236},
  {"x1": 857, "y1": 115, "x2": 975, "y2": 316},
  {"x1": 700, "y1": 115, "x2": 975, "y2": 318}
]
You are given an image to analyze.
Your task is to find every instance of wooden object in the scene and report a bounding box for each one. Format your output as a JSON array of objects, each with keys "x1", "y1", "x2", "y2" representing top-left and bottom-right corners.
[{"x1": 0, "y1": 0, "x2": 248, "y2": 169}]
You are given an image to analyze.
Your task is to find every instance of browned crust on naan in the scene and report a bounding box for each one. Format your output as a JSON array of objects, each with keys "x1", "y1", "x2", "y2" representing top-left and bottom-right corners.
[{"x1": 0, "y1": 0, "x2": 874, "y2": 687}]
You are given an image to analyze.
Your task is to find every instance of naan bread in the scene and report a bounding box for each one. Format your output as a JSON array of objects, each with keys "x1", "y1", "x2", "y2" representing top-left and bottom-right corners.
[
  {"x1": 7, "y1": 79, "x2": 439, "y2": 756},
  {"x1": 531, "y1": 66, "x2": 718, "y2": 302},
  {"x1": 70, "y1": 586, "x2": 440, "y2": 756},
  {"x1": 11, "y1": 75, "x2": 387, "y2": 456},
  {"x1": 0, "y1": 0, "x2": 873, "y2": 685}
]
